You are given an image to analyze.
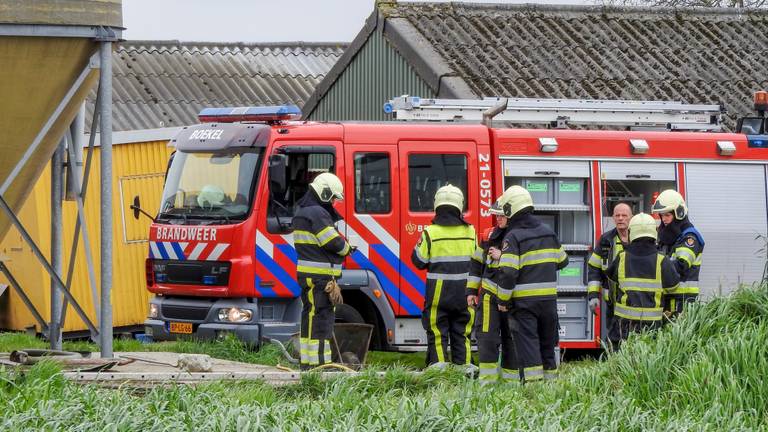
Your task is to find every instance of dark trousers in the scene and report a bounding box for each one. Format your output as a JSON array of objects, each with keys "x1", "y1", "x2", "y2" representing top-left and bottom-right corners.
[
  {"x1": 475, "y1": 292, "x2": 518, "y2": 382},
  {"x1": 615, "y1": 317, "x2": 662, "y2": 350},
  {"x1": 422, "y1": 279, "x2": 473, "y2": 366},
  {"x1": 299, "y1": 275, "x2": 334, "y2": 369},
  {"x1": 604, "y1": 301, "x2": 621, "y2": 350},
  {"x1": 511, "y1": 298, "x2": 559, "y2": 382}
]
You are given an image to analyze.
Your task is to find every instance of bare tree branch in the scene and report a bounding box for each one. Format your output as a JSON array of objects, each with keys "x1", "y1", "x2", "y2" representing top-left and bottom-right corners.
[{"x1": 596, "y1": 0, "x2": 768, "y2": 7}]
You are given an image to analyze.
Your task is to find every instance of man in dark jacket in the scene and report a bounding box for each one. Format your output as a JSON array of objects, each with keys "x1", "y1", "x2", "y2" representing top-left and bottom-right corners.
[
  {"x1": 492, "y1": 186, "x2": 568, "y2": 382},
  {"x1": 587, "y1": 202, "x2": 632, "y2": 348},
  {"x1": 411, "y1": 185, "x2": 477, "y2": 367},
  {"x1": 292, "y1": 172, "x2": 351, "y2": 370}
]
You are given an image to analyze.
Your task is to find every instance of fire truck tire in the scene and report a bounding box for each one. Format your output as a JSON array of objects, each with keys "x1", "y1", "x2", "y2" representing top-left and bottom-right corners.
[{"x1": 334, "y1": 304, "x2": 365, "y2": 324}]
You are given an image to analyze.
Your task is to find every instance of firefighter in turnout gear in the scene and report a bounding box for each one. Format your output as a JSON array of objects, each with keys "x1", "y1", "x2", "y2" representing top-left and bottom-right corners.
[
  {"x1": 652, "y1": 190, "x2": 704, "y2": 317},
  {"x1": 467, "y1": 200, "x2": 518, "y2": 384},
  {"x1": 411, "y1": 185, "x2": 477, "y2": 367},
  {"x1": 292, "y1": 172, "x2": 351, "y2": 370},
  {"x1": 587, "y1": 202, "x2": 632, "y2": 348},
  {"x1": 606, "y1": 213, "x2": 680, "y2": 343},
  {"x1": 491, "y1": 186, "x2": 568, "y2": 382}
]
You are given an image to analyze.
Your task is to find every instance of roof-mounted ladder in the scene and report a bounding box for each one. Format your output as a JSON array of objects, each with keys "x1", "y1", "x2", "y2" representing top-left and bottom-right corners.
[{"x1": 384, "y1": 96, "x2": 723, "y2": 131}]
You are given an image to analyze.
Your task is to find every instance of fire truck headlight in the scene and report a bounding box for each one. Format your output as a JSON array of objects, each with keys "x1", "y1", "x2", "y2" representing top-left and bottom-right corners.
[
  {"x1": 218, "y1": 307, "x2": 253, "y2": 323},
  {"x1": 148, "y1": 303, "x2": 159, "y2": 319}
]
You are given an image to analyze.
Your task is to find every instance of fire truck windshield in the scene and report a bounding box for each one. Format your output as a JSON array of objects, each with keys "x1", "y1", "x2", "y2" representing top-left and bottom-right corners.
[{"x1": 158, "y1": 149, "x2": 263, "y2": 223}]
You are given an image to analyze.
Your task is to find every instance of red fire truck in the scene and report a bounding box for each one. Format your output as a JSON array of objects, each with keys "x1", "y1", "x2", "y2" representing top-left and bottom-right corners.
[{"x1": 141, "y1": 94, "x2": 768, "y2": 351}]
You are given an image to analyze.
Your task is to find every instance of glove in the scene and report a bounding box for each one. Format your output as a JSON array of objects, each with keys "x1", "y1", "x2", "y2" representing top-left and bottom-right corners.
[
  {"x1": 325, "y1": 279, "x2": 344, "y2": 305},
  {"x1": 588, "y1": 298, "x2": 599, "y2": 314}
]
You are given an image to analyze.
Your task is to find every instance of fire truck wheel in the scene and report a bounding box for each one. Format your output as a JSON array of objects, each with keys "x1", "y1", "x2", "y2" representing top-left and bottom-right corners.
[{"x1": 334, "y1": 304, "x2": 365, "y2": 324}]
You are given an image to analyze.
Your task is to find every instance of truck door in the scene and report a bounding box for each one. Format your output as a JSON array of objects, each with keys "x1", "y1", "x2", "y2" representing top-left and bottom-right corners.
[
  {"x1": 399, "y1": 141, "x2": 479, "y2": 316},
  {"x1": 258, "y1": 142, "x2": 344, "y2": 297},
  {"x1": 342, "y1": 146, "x2": 403, "y2": 312}
]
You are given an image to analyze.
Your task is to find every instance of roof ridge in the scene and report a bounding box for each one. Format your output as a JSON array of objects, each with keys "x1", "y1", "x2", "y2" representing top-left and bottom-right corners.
[
  {"x1": 395, "y1": 1, "x2": 768, "y2": 18},
  {"x1": 114, "y1": 71, "x2": 326, "y2": 80},
  {"x1": 118, "y1": 40, "x2": 349, "y2": 49}
]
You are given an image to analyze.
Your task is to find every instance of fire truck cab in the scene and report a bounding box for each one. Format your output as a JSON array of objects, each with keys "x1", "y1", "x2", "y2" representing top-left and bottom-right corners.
[{"x1": 143, "y1": 97, "x2": 768, "y2": 351}]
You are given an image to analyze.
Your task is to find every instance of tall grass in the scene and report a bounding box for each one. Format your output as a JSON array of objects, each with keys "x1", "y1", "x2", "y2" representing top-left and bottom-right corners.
[{"x1": 2, "y1": 286, "x2": 767, "y2": 430}]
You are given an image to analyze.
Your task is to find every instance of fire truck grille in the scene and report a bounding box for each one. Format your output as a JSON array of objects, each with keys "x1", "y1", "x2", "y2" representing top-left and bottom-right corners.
[{"x1": 162, "y1": 305, "x2": 211, "y2": 321}]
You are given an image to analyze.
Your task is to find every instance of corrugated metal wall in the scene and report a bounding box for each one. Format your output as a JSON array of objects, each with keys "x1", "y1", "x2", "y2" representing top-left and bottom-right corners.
[
  {"x1": 0, "y1": 140, "x2": 173, "y2": 332},
  {"x1": 307, "y1": 27, "x2": 435, "y2": 121}
]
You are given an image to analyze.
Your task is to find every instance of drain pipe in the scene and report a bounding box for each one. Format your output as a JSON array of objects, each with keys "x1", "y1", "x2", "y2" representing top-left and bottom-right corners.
[{"x1": 482, "y1": 98, "x2": 508, "y2": 127}]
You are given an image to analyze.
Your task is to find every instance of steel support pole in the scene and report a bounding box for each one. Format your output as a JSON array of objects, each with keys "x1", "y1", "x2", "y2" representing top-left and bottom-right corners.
[
  {"x1": 60, "y1": 95, "x2": 100, "y2": 328},
  {"x1": 98, "y1": 39, "x2": 114, "y2": 358},
  {"x1": 50, "y1": 139, "x2": 65, "y2": 349}
]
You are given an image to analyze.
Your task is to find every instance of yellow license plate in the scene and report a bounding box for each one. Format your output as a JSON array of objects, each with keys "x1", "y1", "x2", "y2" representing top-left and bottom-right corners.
[{"x1": 169, "y1": 322, "x2": 193, "y2": 334}]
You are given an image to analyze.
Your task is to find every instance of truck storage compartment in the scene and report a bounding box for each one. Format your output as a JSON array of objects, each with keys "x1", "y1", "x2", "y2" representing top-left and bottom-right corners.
[
  {"x1": 558, "y1": 255, "x2": 585, "y2": 286},
  {"x1": 556, "y1": 296, "x2": 587, "y2": 318},
  {"x1": 558, "y1": 316, "x2": 592, "y2": 340},
  {"x1": 555, "y1": 178, "x2": 587, "y2": 205},
  {"x1": 507, "y1": 177, "x2": 555, "y2": 204},
  {"x1": 559, "y1": 211, "x2": 592, "y2": 245}
]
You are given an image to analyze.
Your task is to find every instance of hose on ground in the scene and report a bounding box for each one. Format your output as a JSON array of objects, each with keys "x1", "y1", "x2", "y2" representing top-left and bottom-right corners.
[{"x1": 261, "y1": 336, "x2": 298, "y2": 364}]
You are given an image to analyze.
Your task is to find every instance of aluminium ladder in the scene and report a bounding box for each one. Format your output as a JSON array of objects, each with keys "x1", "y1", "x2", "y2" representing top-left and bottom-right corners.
[{"x1": 383, "y1": 95, "x2": 723, "y2": 131}]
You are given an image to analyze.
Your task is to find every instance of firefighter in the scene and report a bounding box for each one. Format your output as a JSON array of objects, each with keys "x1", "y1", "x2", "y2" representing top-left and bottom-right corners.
[
  {"x1": 587, "y1": 202, "x2": 632, "y2": 348},
  {"x1": 411, "y1": 184, "x2": 477, "y2": 367},
  {"x1": 652, "y1": 190, "x2": 704, "y2": 317},
  {"x1": 492, "y1": 186, "x2": 568, "y2": 382},
  {"x1": 467, "y1": 200, "x2": 518, "y2": 384},
  {"x1": 606, "y1": 213, "x2": 680, "y2": 343},
  {"x1": 292, "y1": 172, "x2": 351, "y2": 370}
]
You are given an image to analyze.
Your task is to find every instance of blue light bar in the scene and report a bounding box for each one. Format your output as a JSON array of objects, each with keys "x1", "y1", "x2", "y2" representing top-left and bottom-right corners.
[{"x1": 198, "y1": 105, "x2": 302, "y2": 123}]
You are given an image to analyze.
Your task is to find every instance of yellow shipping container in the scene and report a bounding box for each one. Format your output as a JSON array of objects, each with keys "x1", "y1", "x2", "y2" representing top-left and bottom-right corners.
[{"x1": 0, "y1": 140, "x2": 173, "y2": 333}]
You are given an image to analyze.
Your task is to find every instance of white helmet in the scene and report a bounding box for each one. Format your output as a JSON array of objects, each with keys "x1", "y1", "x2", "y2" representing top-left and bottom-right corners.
[
  {"x1": 197, "y1": 184, "x2": 225, "y2": 207},
  {"x1": 434, "y1": 184, "x2": 464, "y2": 211},
  {"x1": 652, "y1": 189, "x2": 687, "y2": 220},
  {"x1": 629, "y1": 213, "x2": 658, "y2": 242},
  {"x1": 310, "y1": 172, "x2": 344, "y2": 202},
  {"x1": 488, "y1": 198, "x2": 504, "y2": 216},
  {"x1": 498, "y1": 185, "x2": 533, "y2": 218}
]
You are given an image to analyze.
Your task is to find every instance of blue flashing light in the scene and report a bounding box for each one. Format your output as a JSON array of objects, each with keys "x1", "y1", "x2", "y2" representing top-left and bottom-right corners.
[
  {"x1": 198, "y1": 105, "x2": 302, "y2": 123},
  {"x1": 202, "y1": 275, "x2": 217, "y2": 285},
  {"x1": 747, "y1": 135, "x2": 768, "y2": 148},
  {"x1": 383, "y1": 102, "x2": 393, "y2": 114}
]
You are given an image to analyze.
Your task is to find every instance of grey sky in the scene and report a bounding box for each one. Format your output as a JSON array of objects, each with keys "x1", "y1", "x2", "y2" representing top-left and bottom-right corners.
[{"x1": 122, "y1": 0, "x2": 592, "y2": 43}]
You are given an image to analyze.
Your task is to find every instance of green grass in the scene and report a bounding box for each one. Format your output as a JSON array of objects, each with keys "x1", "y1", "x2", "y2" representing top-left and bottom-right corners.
[
  {"x1": 0, "y1": 332, "x2": 422, "y2": 369},
  {"x1": 2, "y1": 286, "x2": 768, "y2": 430}
]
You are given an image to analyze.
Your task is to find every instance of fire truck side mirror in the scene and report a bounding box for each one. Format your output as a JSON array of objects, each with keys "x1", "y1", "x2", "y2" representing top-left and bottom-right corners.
[
  {"x1": 131, "y1": 195, "x2": 142, "y2": 220},
  {"x1": 268, "y1": 154, "x2": 288, "y2": 196}
]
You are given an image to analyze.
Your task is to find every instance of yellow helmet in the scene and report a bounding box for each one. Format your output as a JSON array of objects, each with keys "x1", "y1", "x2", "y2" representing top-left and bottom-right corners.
[
  {"x1": 488, "y1": 198, "x2": 504, "y2": 216},
  {"x1": 629, "y1": 213, "x2": 658, "y2": 242},
  {"x1": 434, "y1": 184, "x2": 464, "y2": 211},
  {"x1": 197, "y1": 184, "x2": 225, "y2": 207},
  {"x1": 499, "y1": 185, "x2": 533, "y2": 218},
  {"x1": 310, "y1": 172, "x2": 344, "y2": 202},
  {"x1": 652, "y1": 189, "x2": 687, "y2": 220}
]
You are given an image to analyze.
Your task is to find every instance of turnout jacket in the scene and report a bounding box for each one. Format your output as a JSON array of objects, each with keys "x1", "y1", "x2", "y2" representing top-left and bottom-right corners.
[
  {"x1": 606, "y1": 239, "x2": 680, "y2": 321},
  {"x1": 587, "y1": 228, "x2": 627, "y2": 301},
  {"x1": 489, "y1": 212, "x2": 568, "y2": 306},
  {"x1": 292, "y1": 191, "x2": 350, "y2": 278},
  {"x1": 659, "y1": 220, "x2": 704, "y2": 297}
]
